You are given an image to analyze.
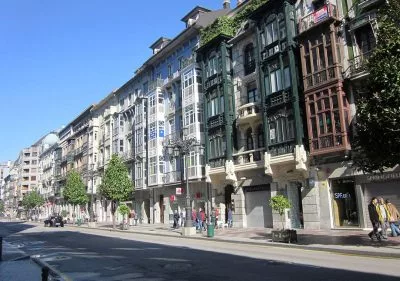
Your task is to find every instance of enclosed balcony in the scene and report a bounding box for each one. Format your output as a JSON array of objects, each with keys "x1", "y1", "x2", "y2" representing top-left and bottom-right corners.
[
  {"x1": 237, "y1": 103, "x2": 261, "y2": 125},
  {"x1": 163, "y1": 170, "x2": 182, "y2": 184},
  {"x1": 304, "y1": 65, "x2": 339, "y2": 90},
  {"x1": 310, "y1": 133, "x2": 350, "y2": 155},
  {"x1": 298, "y1": 4, "x2": 338, "y2": 34}
]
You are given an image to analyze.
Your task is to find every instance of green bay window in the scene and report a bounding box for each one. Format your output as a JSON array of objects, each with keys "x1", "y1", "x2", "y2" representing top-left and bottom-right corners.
[
  {"x1": 209, "y1": 135, "x2": 226, "y2": 158},
  {"x1": 269, "y1": 115, "x2": 295, "y2": 144}
]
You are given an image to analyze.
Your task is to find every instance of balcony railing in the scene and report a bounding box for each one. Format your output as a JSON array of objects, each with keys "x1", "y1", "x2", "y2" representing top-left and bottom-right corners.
[
  {"x1": 304, "y1": 65, "x2": 338, "y2": 89},
  {"x1": 163, "y1": 170, "x2": 182, "y2": 184},
  {"x1": 358, "y1": 0, "x2": 384, "y2": 12},
  {"x1": 269, "y1": 140, "x2": 295, "y2": 157},
  {"x1": 207, "y1": 114, "x2": 225, "y2": 129},
  {"x1": 238, "y1": 103, "x2": 261, "y2": 125},
  {"x1": 209, "y1": 157, "x2": 226, "y2": 169},
  {"x1": 311, "y1": 133, "x2": 345, "y2": 151},
  {"x1": 298, "y1": 4, "x2": 338, "y2": 34},
  {"x1": 148, "y1": 78, "x2": 164, "y2": 93},
  {"x1": 233, "y1": 148, "x2": 264, "y2": 165},
  {"x1": 265, "y1": 90, "x2": 291, "y2": 109},
  {"x1": 346, "y1": 51, "x2": 372, "y2": 78}
]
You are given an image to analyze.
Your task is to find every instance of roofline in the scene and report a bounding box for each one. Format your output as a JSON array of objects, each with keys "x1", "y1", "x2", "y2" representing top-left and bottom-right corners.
[
  {"x1": 149, "y1": 37, "x2": 171, "y2": 50},
  {"x1": 59, "y1": 104, "x2": 95, "y2": 135},
  {"x1": 181, "y1": 6, "x2": 211, "y2": 22}
]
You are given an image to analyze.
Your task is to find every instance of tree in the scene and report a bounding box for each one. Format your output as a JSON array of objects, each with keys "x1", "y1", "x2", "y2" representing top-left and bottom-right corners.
[
  {"x1": 352, "y1": 1, "x2": 400, "y2": 173},
  {"x1": 269, "y1": 195, "x2": 291, "y2": 229},
  {"x1": 21, "y1": 190, "x2": 44, "y2": 218},
  {"x1": 63, "y1": 170, "x2": 88, "y2": 223},
  {"x1": 0, "y1": 200, "x2": 5, "y2": 214},
  {"x1": 100, "y1": 154, "x2": 134, "y2": 229}
]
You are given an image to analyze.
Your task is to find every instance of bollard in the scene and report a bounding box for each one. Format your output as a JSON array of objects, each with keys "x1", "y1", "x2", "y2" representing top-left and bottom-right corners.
[
  {"x1": 42, "y1": 266, "x2": 49, "y2": 281},
  {"x1": 0, "y1": 237, "x2": 2, "y2": 261}
]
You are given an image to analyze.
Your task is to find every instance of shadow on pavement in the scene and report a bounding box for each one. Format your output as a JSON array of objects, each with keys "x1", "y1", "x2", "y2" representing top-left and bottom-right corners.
[
  {"x1": 0, "y1": 221, "x2": 37, "y2": 238},
  {"x1": 251, "y1": 231, "x2": 400, "y2": 248},
  {"x1": 7, "y1": 229, "x2": 400, "y2": 281}
]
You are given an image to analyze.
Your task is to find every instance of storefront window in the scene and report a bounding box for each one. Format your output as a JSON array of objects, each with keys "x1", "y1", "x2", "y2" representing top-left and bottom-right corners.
[{"x1": 332, "y1": 179, "x2": 359, "y2": 227}]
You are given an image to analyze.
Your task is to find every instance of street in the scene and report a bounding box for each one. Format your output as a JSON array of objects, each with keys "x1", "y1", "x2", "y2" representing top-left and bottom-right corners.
[{"x1": 1, "y1": 222, "x2": 400, "y2": 281}]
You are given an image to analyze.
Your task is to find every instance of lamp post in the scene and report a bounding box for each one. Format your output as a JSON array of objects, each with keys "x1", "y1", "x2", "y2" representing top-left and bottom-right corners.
[{"x1": 165, "y1": 127, "x2": 203, "y2": 229}]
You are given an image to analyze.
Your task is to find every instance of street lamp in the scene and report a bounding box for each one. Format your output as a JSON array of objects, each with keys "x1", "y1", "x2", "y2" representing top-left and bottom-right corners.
[{"x1": 165, "y1": 127, "x2": 203, "y2": 229}]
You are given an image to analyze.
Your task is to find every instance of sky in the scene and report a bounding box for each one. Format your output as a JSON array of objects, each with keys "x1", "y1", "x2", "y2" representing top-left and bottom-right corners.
[{"x1": 0, "y1": 0, "x2": 222, "y2": 162}]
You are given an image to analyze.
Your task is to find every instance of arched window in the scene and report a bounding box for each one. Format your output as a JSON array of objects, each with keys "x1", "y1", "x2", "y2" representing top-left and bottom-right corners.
[
  {"x1": 244, "y1": 43, "x2": 255, "y2": 75},
  {"x1": 257, "y1": 124, "x2": 264, "y2": 148},
  {"x1": 246, "y1": 128, "x2": 254, "y2": 151}
]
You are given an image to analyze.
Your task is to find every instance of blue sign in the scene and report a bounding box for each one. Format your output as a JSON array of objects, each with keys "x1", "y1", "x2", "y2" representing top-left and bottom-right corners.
[{"x1": 159, "y1": 129, "x2": 164, "y2": 137}]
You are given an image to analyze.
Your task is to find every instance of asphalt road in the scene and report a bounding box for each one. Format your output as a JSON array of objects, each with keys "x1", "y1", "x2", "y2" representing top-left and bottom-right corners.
[{"x1": 1, "y1": 222, "x2": 399, "y2": 281}]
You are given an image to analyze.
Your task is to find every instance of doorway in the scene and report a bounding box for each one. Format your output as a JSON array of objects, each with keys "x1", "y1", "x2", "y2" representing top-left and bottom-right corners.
[
  {"x1": 332, "y1": 179, "x2": 359, "y2": 227},
  {"x1": 159, "y1": 195, "x2": 165, "y2": 223},
  {"x1": 224, "y1": 185, "x2": 234, "y2": 223}
]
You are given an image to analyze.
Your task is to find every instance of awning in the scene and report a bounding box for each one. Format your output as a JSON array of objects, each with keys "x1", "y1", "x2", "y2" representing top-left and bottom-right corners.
[{"x1": 328, "y1": 166, "x2": 363, "y2": 179}]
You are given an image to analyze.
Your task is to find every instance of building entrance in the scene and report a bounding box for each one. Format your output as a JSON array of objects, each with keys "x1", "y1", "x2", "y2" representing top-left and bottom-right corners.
[{"x1": 332, "y1": 178, "x2": 359, "y2": 227}]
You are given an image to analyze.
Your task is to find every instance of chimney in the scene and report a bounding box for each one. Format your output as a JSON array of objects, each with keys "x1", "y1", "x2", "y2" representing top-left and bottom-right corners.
[{"x1": 223, "y1": 0, "x2": 231, "y2": 9}]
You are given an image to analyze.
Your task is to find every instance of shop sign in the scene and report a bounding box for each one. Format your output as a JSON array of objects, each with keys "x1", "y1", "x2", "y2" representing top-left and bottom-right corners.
[
  {"x1": 176, "y1": 187, "x2": 183, "y2": 195},
  {"x1": 243, "y1": 185, "x2": 270, "y2": 193},
  {"x1": 367, "y1": 172, "x2": 400, "y2": 182},
  {"x1": 170, "y1": 195, "x2": 176, "y2": 202},
  {"x1": 334, "y1": 192, "x2": 351, "y2": 199},
  {"x1": 313, "y1": 6, "x2": 328, "y2": 24}
]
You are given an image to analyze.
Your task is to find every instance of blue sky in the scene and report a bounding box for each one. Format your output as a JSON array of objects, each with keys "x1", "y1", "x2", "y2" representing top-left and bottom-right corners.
[{"x1": 0, "y1": 0, "x2": 222, "y2": 162}]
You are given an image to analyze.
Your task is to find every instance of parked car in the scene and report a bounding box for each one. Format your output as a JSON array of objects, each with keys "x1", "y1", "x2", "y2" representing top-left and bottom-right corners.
[{"x1": 44, "y1": 215, "x2": 64, "y2": 227}]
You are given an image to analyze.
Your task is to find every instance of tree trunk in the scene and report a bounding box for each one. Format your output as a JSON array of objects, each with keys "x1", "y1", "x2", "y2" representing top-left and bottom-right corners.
[
  {"x1": 280, "y1": 212, "x2": 285, "y2": 230},
  {"x1": 112, "y1": 200, "x2": 117, "y2": 229}
]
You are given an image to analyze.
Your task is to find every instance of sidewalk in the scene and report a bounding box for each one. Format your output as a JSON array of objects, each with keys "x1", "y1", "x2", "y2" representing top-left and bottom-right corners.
[
  {"x1": 0, "y1": 240, "x2": 42, "y2": 281},
  {"x1": 66, "y1": 221, "x2": 400, "y2": 258}
]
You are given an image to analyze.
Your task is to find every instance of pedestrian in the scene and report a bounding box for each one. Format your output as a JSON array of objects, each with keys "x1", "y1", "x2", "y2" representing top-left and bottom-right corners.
[
  {"x1": 192, "y1": 208, "x2": 196, "y2": 227},
  {"x1": 228, "y1": 208, "x2": 233, "y2": 228},
  {"x1": 368, "y1": 197, "x2": 381, "y2": 240},
  {"x1": 197, "y1": 208, "x2": 202, "y2": 231},
  {"x1": 378, "y1": 197, "x2": 391, "y2": 239},
  {"x1": 173, "y1": 210, "x2": 180, "y2": 229},
  {"x1": 385, "y1": 199, "x2": 400, "y2": 237},
  {"x1": 180, "y1": 210, "x2": 185, "y2": 227},
  {"x1": 200, "y1": 209, "x2": 206, "y2": 231}
]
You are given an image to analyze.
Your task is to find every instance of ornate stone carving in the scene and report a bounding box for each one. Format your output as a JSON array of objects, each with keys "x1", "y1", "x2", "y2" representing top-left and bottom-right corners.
[
  {"x1": 295, "y1": 144, "x2": 308, "y2": 172},
  {"x1": 264, "y1": 151, "x2": 273, "y2": 176},
  {"x1": 225, "y1": 160, "x2": 237, "y2": 183}
]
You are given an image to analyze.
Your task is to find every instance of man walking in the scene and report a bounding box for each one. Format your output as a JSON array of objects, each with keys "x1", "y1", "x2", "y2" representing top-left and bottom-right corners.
[
  {"x1": 368, "y1": 197, "x2": 381, "y2": 240},
  {"x1": 386, "y1": 199, "x2": 400, "y2": 237},
  {"x1": 378, "y1": 197, "x2": 391, "y2": 239}
]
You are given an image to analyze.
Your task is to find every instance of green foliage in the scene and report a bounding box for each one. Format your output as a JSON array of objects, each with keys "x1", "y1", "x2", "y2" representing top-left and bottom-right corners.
[
  {"x1": 200, "y1": 0, "x2": 268, "y2": 46},
  {"x1": 21, "y1": 190, "x2": 44, "y2": 211},
  {"x1": 64, "y1": 170, "x2": 89, "y2": 206},
  {"x1": 270, "y1": 195, "x2": 291, "y2": 229},
  {"x1": 61, "y1": 210, "x2": 69, "y2": 218},
  {"x1": 100, "y1": 154, "x2": 134, "y2": 204},
  {"x1": 352, "y1": 1, "x2": 400, "y2": 172},
  {"x1": 118, "y1": 204, "x2": 130, "y2": 218}
]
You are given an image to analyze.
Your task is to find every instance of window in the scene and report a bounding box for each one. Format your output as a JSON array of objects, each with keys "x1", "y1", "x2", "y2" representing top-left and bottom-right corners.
[
  {"x1": 149, "y1": 157, "x2": 157, "y2": 175},
  {"x1": 143, "y1": 82, "x2": 148, "y2": 94},
  {"x1": 269, "y1": 115, "x2": 295, "y2": 144},
  {"x1": 209, "y1": 136, "x2": 226, "y2": 158},
  {"x1": 120, "y1": 119, "x2": 124, "y2": 133},
  {"x1": 168, "y1": 64, "x2": 172, "y2": 77},
  {"x1": 119, "y1": 140, "x2": 124, "y2": 152},
  {"x1": 270, "y1": 68, "x2": 282, "y2": 93},
  {"x1": 244, "y1": 44, "x2": 255, "y2": 75},
  {"x1": 149, "y1": 95, "x2": 156, "y2": 107},
  {"x1": 247, "y1": 81, "x2": 258, "y2": 103},
  {"x1": 246, "y1": 128, "x2": 254, "y2": 151},
  {"x1": 208, "y1": 96, "x2": 219, "y2": 117},
  {"x1": 207, "y1": 56, "x2": 218, "y2": 77},
  {"x1": 283, "y1": 67, "x2": 291, "y2": 89},
  {"x1": 266, "y1": 21, "x2": 278, "y2": 45},
  {"x1": 183, "y1": 70, "x2": 194, "y2": 88},
  {"x1": 149, "y1": 122, "x2": 156, "y2": 140},
  {"x1": 257, "y1": 125, "x2": 264, "y2": 148},
  {"x1": 184, "y1": 105, "x2": 195, "y2": 126}
]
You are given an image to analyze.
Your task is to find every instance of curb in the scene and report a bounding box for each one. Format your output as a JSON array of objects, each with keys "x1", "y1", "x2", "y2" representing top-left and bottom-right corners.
[
  {"x1": 31, "y1": 255, "x2": 72, "y2": 281},
  {"x1": 66, "y1": 224, "x2": 400, "y2": 259}
]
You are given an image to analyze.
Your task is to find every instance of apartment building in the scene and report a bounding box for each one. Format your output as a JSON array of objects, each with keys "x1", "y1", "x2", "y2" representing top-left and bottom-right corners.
[
  {"x1": 38, "y1": 132, "x2": 59, "y2": 218},
  {"x1": 0, "y1": 161, "x2": 12, "y2": 201}
]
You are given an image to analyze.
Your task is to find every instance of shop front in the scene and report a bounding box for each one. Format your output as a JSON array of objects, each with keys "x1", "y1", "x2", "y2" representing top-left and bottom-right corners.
[{"x1": 331, "y1": 178, "x2": 360, "y2": 228}]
